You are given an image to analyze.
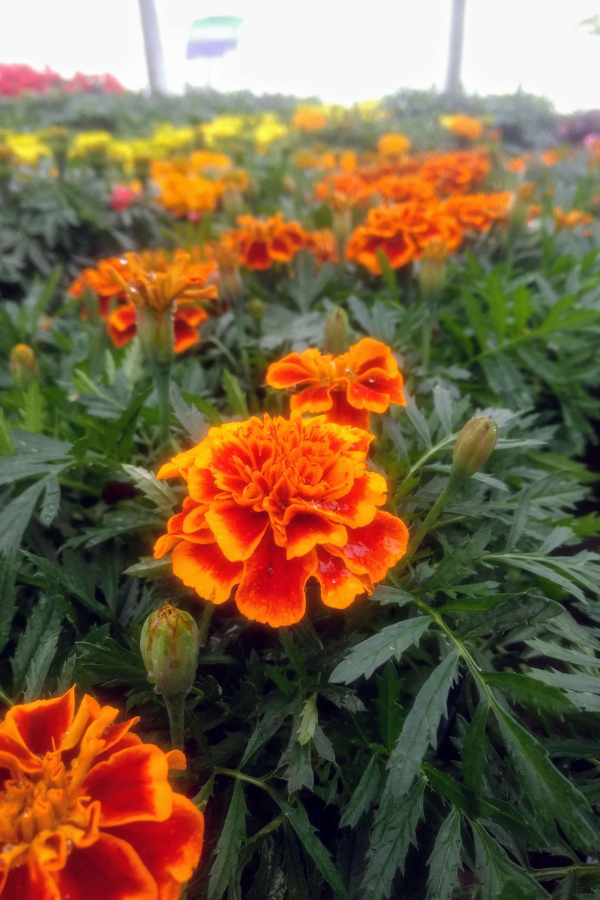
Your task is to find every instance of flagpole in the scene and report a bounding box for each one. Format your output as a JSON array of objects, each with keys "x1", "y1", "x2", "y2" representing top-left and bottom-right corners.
[
  {"x1": 138, "y1": 0, "x2": 169, "y2": 95},
  {"x1": 445, "y1": 0, "x2": 466, "y2": 95}
]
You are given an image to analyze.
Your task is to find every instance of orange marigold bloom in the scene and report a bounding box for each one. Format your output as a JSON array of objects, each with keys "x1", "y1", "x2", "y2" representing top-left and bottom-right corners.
[
  {"x1": 541, "y1": 149, "x2": 559, "y2": 167},
  {"x1": 303, "y1": 228, "x2": 338, "y2": 265},
  {"x1": 292, "y1": 107, "x2": 328, "y2": 132},
  {"x1": 68, "y1": 257, "x2": 132, "y2": 319},
  {"x1": 419, "y1": 150, "x2": 490, "y2": 195},
  {"x1": 440, "y1": 114, "x2": 483, "y2": 141},
  {"x1": 345, "y1": 201, "x2": 463, "y2": 274},
  {"x1": 377, "y1": 133, "x2": 411, "y2": 156},
  {"x1": 0, "y1": 688, "x2": 203, "y2": 899},
  {"x1": 154, "y1": 412, "x2": 408, "y2": 625},
  {"x1": 314, "y1": 173, "x2": 372, "y2": 211},
  {"x1": 266, "y1": 337, "x2": 405, "y2": 430},
  {"x1": 106, "y1": 251, "x2": 217, "y2": 353},
  {"x1": 506, "y1": 156, "x2": 527, "y2": 174},
  {"x1": 152, "y1": 161, "x2": 221, "y2": 219},
  {"x1": 374, "y1": 174, "x2": 436, "y2": 205},
  {"x1": 553, "y1": 207, "x2": 594, "y2": 232},
  {"x1": 224, "y1": 213, "x2": 307, "y2": 270},
  {"x1": 442, "y1": 192, "x2": 512, "y2": 233}
]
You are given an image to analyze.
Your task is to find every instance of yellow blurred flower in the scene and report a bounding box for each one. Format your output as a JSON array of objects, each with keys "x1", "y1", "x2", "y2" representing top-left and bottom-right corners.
[
  {"x1": 253, "y1": 114, "x2": 288, "y2": 148},
  {"x1": 202, "y1": 115, "x2": 245, "y2": 146}
]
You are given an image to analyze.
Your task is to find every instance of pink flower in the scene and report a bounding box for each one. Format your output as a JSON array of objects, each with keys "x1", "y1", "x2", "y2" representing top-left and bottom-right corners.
[{"x1": 110, "y1": 185, "x2": 136, "y2": 212}]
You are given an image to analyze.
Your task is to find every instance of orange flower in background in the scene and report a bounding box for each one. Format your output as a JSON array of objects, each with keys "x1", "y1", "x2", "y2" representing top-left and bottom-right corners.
[
  {"x1": 266, "y1": 337, "x2": 406, "y2": 430},
  {"x1": 553, "y1": 207, "x2": 594, "y2": 233},
  {"x1": 541, "y1": 149, "x2": 559, "y2": 167},
  {"x1": 304, "y1": 228, "x2": 338, "y2": 265},
  {"x1": 375, "y1": 174, "x2": 436, "y2": 205},
  {"x1": 419, "y1": 150, "x2": 490, "y2": 195},
  {"x1": 151, "y1": 159, "x2": 222, "y2": 219},
  {"x1": 440, "y1": 114, "x2": 483, "y2": 141},
  {"x1": 314, "y1": 173, "x2": 372, "y2": 211},
  {"x1": 506, "y1": 156, "x2": 527, "y2": 174},
  {"x1": 154, "y1": 413, "x2": 408, "y2": 625},
  {"x1": 377, "y1": 133, "x2": 411, "y2": 156},
  {"x1": 345, "y1": 200, "x2": 463, "y2": 274},
  {"x1": 292, "y1": 106, "x2": 328, "y2": 132},
  {"x1": 225, "y1": 213, "x2": 307, "y2": 270},
  {"x1": 189, "y1": 150, "x2": 232, "y2": 173},
  {"x1": 68, "y1": 256, "x2": 132, "y2": 319},
  {"x1": 442, "y1": 192, "x2": 512, "y2": 233},
  {"x1": 0, "y1": 688, "x2": 203, "y2": 899}
]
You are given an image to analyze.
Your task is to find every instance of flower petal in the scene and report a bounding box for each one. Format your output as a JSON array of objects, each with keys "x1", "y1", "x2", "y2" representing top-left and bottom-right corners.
[
  {"x1": 355, "y1": 368, "x2": 406, "y2": 406},
  {"x1": 346, "y1": 380, "x2": 390, "y2": 414},
  {"x1": 283, "y1": 510, "x2": 347, "y2": 559},
  {"x1": 171, "y1": 540, "x2": 243, "y2": 604},
  {"x1": 266, "y1": 353, "x2": 315, "y2": 388},
  {"x1": 55, "y1": 833, "x2": 158, "y2": 900},
  {"x1": 204, "y1": 500, "x2": 270, "y2": 562},
  {"x1": 173, "y1": 321, "x2": 200, "y2": 353},
  {"x1": 2, "y1": 859, "x2": 61, "y2": 900},
  {"x1": 3, "y1": 688, "x2": 75, "y2": 757},
  {"x1": 347, "y1": 338, "x2": 395, "y2": 377},
  {"x1": 334, "y1": 510, "x2": 409, "y2": 581},
  {"x1": 310, "y1": 472, "x2": 386, "y2": 528},
  {"x1": 290, "y1": 385, "x2": 333, "y2": 414},
  {"x1": 106, "y1": 795, "x2": 204, "y2": 900},
  {"x1": 325, "y1": 390, "x2": 370, "y2": 430},
  {"x1": 83, "y1": 745, "x2": 172, "y2": 826},
  {"x1": 315, "y1": 547, "x2": 369, "y2": 609},
  {"x1": 235, "y1": 529, "x2": 317, "y2": 626}
]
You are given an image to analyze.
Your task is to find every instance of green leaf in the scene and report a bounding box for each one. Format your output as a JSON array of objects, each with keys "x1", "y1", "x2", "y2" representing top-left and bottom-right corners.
[
  {"x1": 274, "y1": 798, "x2": 348, "y2": 899},
  {"x1": 240, "y1": 693, "x2": 295, "y2": 765},
  {"x1": 376, "y1": 661, "x2": 404, "y2": 753},
  {"x1": 0, "y1": 409, "x2": 14, "y2": 455},
  {"x1": 339, "y1": 755, "x2": 381, "y2": 829},
  {"x1": 486, "y1": 274, "x2": 507, "y2": 345},
  {"x1": 526, "y1": 638, "x2": 600, "y2": 668},
  {"x1": 297, "y1": 692, "x2": 318, "y2": 746},
  {"x1": 462, "y1": 700, "x2": 489, "y2": 792},
  {"x1": 39, "y1": 475, "x2": 61, "y2": 526},
  {"x1": 330, "y1": 616, "x2": 431, "y2": 684},
  {"x1": 472, "y1": 822, "x2": 547, "y2": 900},
  {"x1": 375, "y1": 249, "x2": 400, "y2": 304},
  {"x1": 433, "y1": 385, "x2": 453, "y2": 436},
  {"x1": 511, "y1": 284, "x2": 533, "y2": 335},
  {"x1": 423, "y1": 528, "x2": 491, "y2": 591},
  {"x1": 483, "y1": 672, "x2": 576, "y2": 717},
  {"x1": 404, "y1": 394, "x2": 432, "y2": 447},
  {"x1": 427, "y1": 807, "x2": 462, "y2": 900},
  {"x1": 170, "y1": 383, "x2": 208, "y2": 442},
  {"x1": 121, "y1": 464, "x2": 179, "y2": 514},
  {"x1": 458, "y1": 594, "x2": 562, "y2": 638},
  {"x1": 12, "y1": 593, "x2": 62, "y2": 698},
  {"x1": 0, "y1": 551, "x2": 20, "y2": 654},
  {"x1": 493, "y1": 704, "x2": 600, "y2": 852},
  {"x1": 222, "y1": 369, "x2": 249, "y2": 417},
  {"x1": 463, "y1": 291, "x2": 489, "y2": 351},
  {"x1": 207, "y1": 779, "x2": 247, "y2": 900},
  {"x1": 0, "y1": 477, "x2": 48, "y2": 552},
  {"x1": 362, "y1": 776, "x2": 426, "y2": 900},
  {"x1": 104, "y1": 387, "x2": 152, "y2": 457},
  {"x1": 385, "y1": 650, "x2": 460, "y2": 799},
  {"x1": 123, "y1": 556, "x2": 172, "y2": 579},
  {"x1": 21, "y1": 382, "x2": 46, "y2": 433}
]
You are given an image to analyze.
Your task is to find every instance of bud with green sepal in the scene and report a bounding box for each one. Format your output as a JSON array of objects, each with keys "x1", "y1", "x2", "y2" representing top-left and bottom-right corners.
[{"x1": 323, "y1": 306, "x2": 349, "y2": 357}]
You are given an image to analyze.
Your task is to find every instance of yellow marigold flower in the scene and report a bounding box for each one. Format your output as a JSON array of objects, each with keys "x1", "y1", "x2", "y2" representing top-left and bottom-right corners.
[
  {"x1": 377, "y1": 133, "x2": 411, "y2": 156},
  {"x1": 253, "y1": 113, "x2": 288, "y2": 148},
  {"x1": 440, "y1": 115, "x2": 483, "y2": 141},
  {"x1": 292, "y1": 106, "x2": 328, "y2": 132}
]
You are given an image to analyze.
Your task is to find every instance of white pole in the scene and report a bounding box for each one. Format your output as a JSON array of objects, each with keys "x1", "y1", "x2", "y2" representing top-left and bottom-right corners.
[
  {"x1": 138, "y1": 0, "x2": 169, "y2": 95},
  {"x1": 445, "y1": 0, "x2": 466, "y2": 95}
]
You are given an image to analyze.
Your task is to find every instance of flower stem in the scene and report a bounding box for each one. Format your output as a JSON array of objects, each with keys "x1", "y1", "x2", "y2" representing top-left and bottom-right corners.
[
  {"x1": 154, "y1": 361, "x2": 172, "y2": 446},
  {"x1": 197, "y1": 602, "x2": 214, "y2": 647},
  {"x1": 164, "y1": 692, "x2": 186, "y2": 751},
  {"x1": 398, "y1": 468, "x2": 466, "y2": 572}
]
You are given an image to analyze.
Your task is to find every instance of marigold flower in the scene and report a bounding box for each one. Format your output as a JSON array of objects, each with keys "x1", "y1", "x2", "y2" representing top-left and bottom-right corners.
[
  {"x1": 442, "y1": 192, "x2": 512, "y2": 233},
  {"x1": 153, "y1": 166, "x2": 221, "y2": 219},
  {"x1": 377, "y1": 133, "x2": 411, "y2": 156},
  {"x1": 10, "y1": 343, "x2": 39, "y2": 388},
  {"x1": 0, "y1": 688, "x2": 204, "y2": 899},
  {"x1": 541, "y1": 149, "x2": 559, "y2": 166},
  {"x1": 553, "y1": 207, "x2": 594, "y2": 233},
  {"x1": 314, "y1": 173, "x2": 372, "y2": 211},
  {"x1": 154, "y1": 413, "x2": 408, "y2": 625},
  {"x1": 303, "y1": 228, "x2": 338, "y2": 265},
  {"x1": 292, "y1": 106, "x2": 328, "y2": 132},
  {"x1": 224, "y1": 213, "x2": 307, "y2": 270},
  {"x1": 439, "y1": 114, "x2": 483, "y2": 141},
  {"x1": 375, "y1": 174, "x2": 436, "y2": 205},
  {"x1": 506, "y1": 156, "x2": 527, "y2": 174},
  {"x1": 419, "y1": 150, "x2": 490, "y2": 194},
  {"x1": 345, "y1": 200, "x2": 463, "y2": 274},
  {"x1": 266, "y1": 337, "x2": 406, "y2": 430}
]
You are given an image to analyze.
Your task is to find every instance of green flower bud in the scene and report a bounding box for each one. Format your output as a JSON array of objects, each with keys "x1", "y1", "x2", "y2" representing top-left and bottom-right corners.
[
  {"x1": 323, "y1": 306, "x2": 349, "y2": 357},
  {"x1": 452, "y1": 416, "x2": 498, "y2": 476},
  {"x1": 247, "y1": 297, "x2": 264, "y2": 321},
  {"x1": 140, "y1": 604, "x2": 200, "y2": 697}
]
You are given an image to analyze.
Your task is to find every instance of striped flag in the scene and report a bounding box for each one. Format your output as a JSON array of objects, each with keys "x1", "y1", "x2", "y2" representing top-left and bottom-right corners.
[{"x1": 186, "y1": 16, "x2": 243, "y2": 60}]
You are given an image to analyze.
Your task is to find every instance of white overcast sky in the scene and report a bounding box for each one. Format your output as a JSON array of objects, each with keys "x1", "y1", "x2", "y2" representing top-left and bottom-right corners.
[{"x1": 0, "y1": 1, "x2": 599, "y2": 112}]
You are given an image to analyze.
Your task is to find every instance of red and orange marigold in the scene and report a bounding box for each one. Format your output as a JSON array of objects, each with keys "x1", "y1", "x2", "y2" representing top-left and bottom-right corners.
[
  {"x1": 154, "y1": 413, "x2": 408, "y2": 626},
  {"x1": 0, "y1": 688, "x2": 203, "y2": 899},
  {"x1": 224, "y1": 213, "x2": 307, "y2": 270},
  {"x1": 266, "y1": 337, "x2": 406, "y2": 430}
]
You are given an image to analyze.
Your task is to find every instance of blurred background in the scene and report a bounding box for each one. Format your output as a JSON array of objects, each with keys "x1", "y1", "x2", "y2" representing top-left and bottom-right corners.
[{"x1": 1, "y1": 0, "x2": 599, "y2": 110}]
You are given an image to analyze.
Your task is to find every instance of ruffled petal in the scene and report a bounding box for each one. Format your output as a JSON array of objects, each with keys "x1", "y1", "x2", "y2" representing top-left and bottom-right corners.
[
  {"x1": 315, "y1": 547, "x2": 370, "y2": 609},
  {"x1": 355, "y1": 368, "x2": 406, "y2": 406},
  {"x1": 283, "y1": 509, "x2": 347, "y2": 559},
  {"x1": 346, "y1": 380, "x2": 390, "y2": 414},
  {"x1": 187, "y1": 467, "x2": 220, "y2": 504},
  {"x1": 310, "y1": 471, "x2": 386, "y2": 528},
  {"x1": 3, "y1": 688, "x2": 75, "y2": 758},
  {"x1": 55, "y1": 833, "x2": 158, "y2": 900},
  {"x1": 290, "y1": 385, "x2": 333, "y2": 414},
  {"x1": 105, "y1": 795, "x2": 204, "y2": 900},
  {"x1": 204, "y1": 500, "x2": 270, "y2": 562},
  {"x1": 334, "y1": 510, "x2": 409, "y2": 581},
  {"x1": 347, "y1": 338, "x2": 395, "y2": 377},
  {"x1": 325, "y1": 390, "x2": 370, "y2": 430},
  {"x1": 83, "y1": 745, "x2": 172, "y2": 827},
  {"x1": 265, "y1": 354, "x2": 315, "y2": 389},
  {"x1": 243, "y1": 240, "x2": 271, "y2": 270},
  {"x1": 173, "y1": 321, "x2": 200, "y2": 353},
  {"x1": 171, "y1": 540, "x2": 243, "y2": 604},
  {"x1": 235, "y1": 529, "x2": 317, "y2": 626},
  {"x1": 2, "y1": 858, "x2": 61, "y2": 900},
  {"x1": 107, "y1": 303, "x2": 137, "y2": 349}
]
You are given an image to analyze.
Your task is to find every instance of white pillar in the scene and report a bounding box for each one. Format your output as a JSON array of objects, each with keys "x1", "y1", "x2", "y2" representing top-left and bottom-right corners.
[
  {"x1": 138, "y1": 0, "x2": 169, "y2": 95},
  {"x1": 445, "y1": 0, "x2": 466, "y2": 95}
]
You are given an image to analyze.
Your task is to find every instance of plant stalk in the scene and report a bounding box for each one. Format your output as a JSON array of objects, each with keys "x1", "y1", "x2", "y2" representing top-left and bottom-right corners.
[{"x1": 165, "y1": 692, "x2": 186, "y2": 751}]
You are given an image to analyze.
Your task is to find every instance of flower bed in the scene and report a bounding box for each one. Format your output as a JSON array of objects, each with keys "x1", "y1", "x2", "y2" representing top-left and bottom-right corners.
[{"x1": 1, "y1": 93, "x2": 600, "y2": 899}]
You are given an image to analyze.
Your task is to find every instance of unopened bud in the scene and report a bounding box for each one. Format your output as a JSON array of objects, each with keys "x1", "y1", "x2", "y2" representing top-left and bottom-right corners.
[
  {"x1": 419, "y1": 240, "x2": 447, "y2": 299},
  {"x1": 452, "y1": 417, "x2": 498, "y2": 476},
  {"x1": 323, "y1": 306, "x2": 349, "y2": 356},
  {"x1": 140, "y1": 603, "x2": 200, "y2": 697},
  {"x1": 247, "y1": 297, "x2": 264, "y2": 321},
  {"x1": 222, "y1": 187, "x2": 244, "y2": 221},
  {"x1": 332, "y1": 208, "x2": 352, "y2": 258},
  {"x1": 10, "y1": 344, "x2": 39, "y2": 389}
]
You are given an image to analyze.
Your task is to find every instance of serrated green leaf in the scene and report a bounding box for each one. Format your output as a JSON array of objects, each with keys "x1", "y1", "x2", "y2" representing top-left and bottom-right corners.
[
  {"x1": 121, "y1": 464, "x2": 179, "y2": 514},
  {"x1": 526, "y1": 639, "x2": 600, "y2": 668},
  {"x1": 462, "y1": 700, "x2": 488, "y2": 792},
  {"x1": 433, "y1": 385, "x2": 453, "y2": 436},
  {"x1": 339, "y1": 755, "x2": 381, "y2": 829},
  {"x1": 473, "y1": 822, "x2": 547, "y2": 900},
  {"x1": 12, "y1": 593, "x2": 62, "y2": 698},
  {"x1": 208, "y1": 779, "x2": 247, "y2": 900},
  {"x1": 0, "y1": 550, "x2": 20, "y2": 655},
  {"x1": 376, "y1": 661, "x2": 403, "y2": 753},
  {"x1": 427, "y1": 807, "x2": 462, "y2": 900},
  {"x1": 297, "y1": 692, "x2": 318, "y2": 746},
  {"x1": 330, "y1": 616, "x2": 431, "y2": 684},
  {"x1": 39, "y1": 474, "x2": 60, "y2": 526},
  {"x1": 222, "y1": 369, "x2": 249, "y2": 417},
  {"x1": 483, "y1": 672, "x2": 576, "y2": 716},
  {"x1": 0, "y1": 477, "x2": 48, "y2": 552}
]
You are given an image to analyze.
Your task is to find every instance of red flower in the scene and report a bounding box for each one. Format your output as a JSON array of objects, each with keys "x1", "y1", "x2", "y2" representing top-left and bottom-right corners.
[
  {"x1": 110, "y1": 185, "x2": 137, "y2": 212},
  {"x1": 266, "y1": 337, "x2": 406, "y2": 430},
  {"x1": 154, "y1": 413, "x2": 408, "y2": 626},
  {"x1": 0, "y1": 688, "x2": 204, "y2": 899}
]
